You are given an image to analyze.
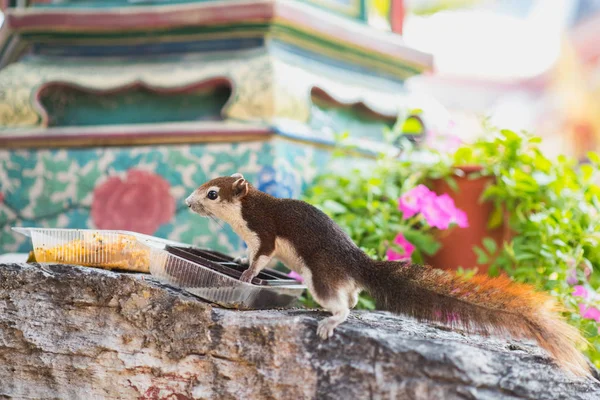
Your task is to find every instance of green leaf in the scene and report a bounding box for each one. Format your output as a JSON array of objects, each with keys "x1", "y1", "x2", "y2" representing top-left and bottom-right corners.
[
  {"x1": 482, "y1": 237, "x2": 498, "y2": 254},
  {"x1": 581, "y1": 164, "x2": 594, "y2": 182},
  {"x1": 356, "y1": 294, "x2": 376, "y2": 310},
  {"x1": 473, "y1": 246, "x2": 489, "y2": 264},
  {"x1": 322, "y1": 199, "x2": 348, "y2": 214},
  {"x1": 453, "y1": 147, "x2": 474, "y2": 166},
  {"x1": 588, "y1": 152, "x2": 600, "y2": 165},
  {"x1": 444, "y1": 176, "x2": 459, "y2": 193},
  {"x1": 488, "y1": 205, "x2": 504, "y2": 229},
  {"x1": 529, "y1": 136, "x2": 542, "y2": 144},
  {"x1": 403, "y1": 230, "x2": 441, "y2": 256}
]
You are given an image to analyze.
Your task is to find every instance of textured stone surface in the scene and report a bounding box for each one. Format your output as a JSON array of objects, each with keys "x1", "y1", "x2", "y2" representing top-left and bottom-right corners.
[{"x1": 1, "y1": 263, "x2": 599, "y2": 400}]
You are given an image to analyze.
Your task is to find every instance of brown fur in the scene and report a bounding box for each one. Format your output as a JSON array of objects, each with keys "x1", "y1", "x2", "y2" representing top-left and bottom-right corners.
[
  {"x1": 366, "y1": 261, "x2": 590, "y2": 377},
  {"x1": 187, "y1": 175, "x2": 592, "y2": 378}
]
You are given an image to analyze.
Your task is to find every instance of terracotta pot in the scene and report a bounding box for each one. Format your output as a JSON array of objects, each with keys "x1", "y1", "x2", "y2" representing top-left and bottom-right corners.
[{"x1": 424, "y1": 165, "x2": 509, "y2": 274}]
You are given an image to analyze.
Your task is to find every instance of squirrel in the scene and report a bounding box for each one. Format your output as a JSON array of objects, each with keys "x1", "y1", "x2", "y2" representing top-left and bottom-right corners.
[{"x1": 185, "y1": 173, "x2": 592, "y2": 378}]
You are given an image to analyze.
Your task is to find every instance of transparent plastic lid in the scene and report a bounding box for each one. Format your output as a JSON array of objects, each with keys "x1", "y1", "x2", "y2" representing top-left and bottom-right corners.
[
  {"x1": 12, "y1": 227, "x2": 183, "y2": 272},
  {"x1": 149, "y1": 246, "x2": 306, "y2": 309}
]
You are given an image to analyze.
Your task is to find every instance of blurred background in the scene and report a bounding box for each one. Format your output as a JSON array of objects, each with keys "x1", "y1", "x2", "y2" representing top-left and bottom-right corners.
[
  {"x1": 3, "y1": 0, "x2": 600, "y2": 370},
  {"x1": 403, "y1": 0, "x2": 600, "y2": 161},
  {"x1": 1, "y1": 0, "x2": 600, "y2": 252}
]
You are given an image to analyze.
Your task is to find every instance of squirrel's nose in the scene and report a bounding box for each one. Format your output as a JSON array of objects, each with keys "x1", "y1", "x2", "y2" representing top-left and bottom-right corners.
[{"x1": 185, "y1": 196, "x2": 192, "y2": 207}]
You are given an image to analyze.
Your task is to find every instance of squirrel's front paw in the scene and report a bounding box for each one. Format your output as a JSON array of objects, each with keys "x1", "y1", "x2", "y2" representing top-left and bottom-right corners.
[{"x1": 240, "y1": 269, "x2": 255, "y2": 283}]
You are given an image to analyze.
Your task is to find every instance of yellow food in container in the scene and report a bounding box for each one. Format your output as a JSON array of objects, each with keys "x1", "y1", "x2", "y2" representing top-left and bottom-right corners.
[
  {"x1": 34, "y1": 233, "x2": 150, "y2": 272},
  {"x1": 12, "y1": 228, "x2": 180, "y2": 273}
]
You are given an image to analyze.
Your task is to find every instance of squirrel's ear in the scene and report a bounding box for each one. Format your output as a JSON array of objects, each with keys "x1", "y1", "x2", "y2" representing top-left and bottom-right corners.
[
  {"x1": 232, "y1": 177, "x2": 249, "y2": 199},
  {"x1": 231, "y1": 173, "x2": 244, "y2": 179}
]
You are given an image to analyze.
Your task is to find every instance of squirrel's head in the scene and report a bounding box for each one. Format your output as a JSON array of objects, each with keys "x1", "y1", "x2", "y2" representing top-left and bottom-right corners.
[{"x1": 185, "y1": 173, "x2": 250, "y2": 220}]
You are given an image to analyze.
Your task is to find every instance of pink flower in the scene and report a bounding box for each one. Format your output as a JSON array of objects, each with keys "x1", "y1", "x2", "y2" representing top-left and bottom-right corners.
[
  {"x1": 579, "y1": 304, "x2": 600, "y2": 322},
  {"x1": 287, "y1": 271, "x2": 303, "y2": 283},
  {"x1": 453, "y1": 209, "x2": 469, "y2": 228},
  {"x1": 573, "y1": 285, "x2": 589, "y2": 298},
  {"x1": 398, "y1": 185, "x2": 435, "y2": 219},
  {"x1": 434, "y1": 193, "x2": 455, "y2": 214},
  {"x1": 431, "y1": 193, "x2": 469, "y2": 228},
  {"x1": 399, "y1": 187, "x2": 469, "y2": 230},
  {"x1": 420, "y1": 200, "x2": 452, "y2": 230},
  {"x1": 91, "y1": 169, "x2": 175, "y2": 234},
  {"x1": 0, "y1": 192, "x2": 4, "y2": 204},
  {"x1": 386, "y1": 233, "x2": 415, "y2": 261}
]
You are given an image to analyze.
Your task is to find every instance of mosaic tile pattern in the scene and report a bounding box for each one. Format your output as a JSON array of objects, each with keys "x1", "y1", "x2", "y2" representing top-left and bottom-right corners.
[{"x1": 0, "y1": 139, "x2": 330, "y2": 255}]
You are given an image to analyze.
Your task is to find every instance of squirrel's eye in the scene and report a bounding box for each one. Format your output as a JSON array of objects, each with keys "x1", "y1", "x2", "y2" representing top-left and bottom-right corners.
[{"x1": 207, "y1": 190, "x2": 218, "y2": 200}]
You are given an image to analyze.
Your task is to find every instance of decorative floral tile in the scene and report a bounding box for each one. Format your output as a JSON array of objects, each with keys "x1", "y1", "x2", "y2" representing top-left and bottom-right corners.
[{"x1": 0, "y1": 139, "x2": 330, "y2": 255}]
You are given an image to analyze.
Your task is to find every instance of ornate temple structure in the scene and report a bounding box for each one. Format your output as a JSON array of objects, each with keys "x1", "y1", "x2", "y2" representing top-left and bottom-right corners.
[{"x1": 0, "y1": 0, "x2": 431, "y2": 254}]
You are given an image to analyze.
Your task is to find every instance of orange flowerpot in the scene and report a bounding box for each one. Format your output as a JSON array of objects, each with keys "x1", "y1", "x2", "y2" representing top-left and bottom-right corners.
[{"x1": 424, "y1": 166, "x2": 509, "y2": 274}]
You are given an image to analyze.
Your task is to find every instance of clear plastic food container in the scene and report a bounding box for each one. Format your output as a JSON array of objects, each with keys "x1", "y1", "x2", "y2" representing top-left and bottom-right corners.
[
  {"x1": 12, "y1": 227, "x2": 306, "y2": 309},
  {"x1": 149, "y1": 246, "x2": 306, "y2": 309},
  {"x1": 12, "y1": 227, "x2": 181, "y2": 272}
]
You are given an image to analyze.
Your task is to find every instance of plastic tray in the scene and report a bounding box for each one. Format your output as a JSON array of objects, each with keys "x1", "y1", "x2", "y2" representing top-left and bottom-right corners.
[
  {"x1": 149, "y1": 246, "x2": 306, "y2": 309},
  {"x1": 12, "y1": 227, "x2": 181, "y2": 272},
  {"x1": 166, "y1": 246, "x2": 298, "y2": 286}
]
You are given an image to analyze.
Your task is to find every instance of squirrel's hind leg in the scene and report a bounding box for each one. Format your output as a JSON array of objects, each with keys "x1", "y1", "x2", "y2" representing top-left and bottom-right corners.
[
  {"x1": 313, "y1": 285, "x2": 357, "y2": 339},
  {"x1": 316, "y1": 287, "x2": 360, "y2": 339},
  {"x1": 300, "y1": 269, "x2": 357, "y2": 339},
  {"x1": 316, "y1": 298, "x2": 350, "y2": 340}
]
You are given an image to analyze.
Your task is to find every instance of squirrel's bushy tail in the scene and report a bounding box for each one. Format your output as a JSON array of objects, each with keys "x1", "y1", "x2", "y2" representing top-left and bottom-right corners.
[{"x1": 362, "y1": 261, "x2": 590, "y2": 377}]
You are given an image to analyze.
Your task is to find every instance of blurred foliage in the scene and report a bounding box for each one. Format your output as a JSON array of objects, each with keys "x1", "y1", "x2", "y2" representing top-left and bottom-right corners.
[
  {"x1": 436, "y1": 127, "x2": 600, "y2": 368},
  {"x1": 302, "y1": 121, "x2": 600, "y2": 368},
  {"x1": 304, "y1": 138, "x2": 439, "y2": 262}
]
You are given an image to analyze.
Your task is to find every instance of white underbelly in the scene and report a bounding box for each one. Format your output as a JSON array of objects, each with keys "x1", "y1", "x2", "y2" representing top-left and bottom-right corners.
[{"x1": 274, "y1": 237, "x2": 307, "y2": 273}]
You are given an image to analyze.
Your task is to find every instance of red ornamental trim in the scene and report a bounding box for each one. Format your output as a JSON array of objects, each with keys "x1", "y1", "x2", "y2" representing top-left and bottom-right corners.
[
  {"x1": 5, "y1": 2, "x2": 275, "y2": 32},
  {"x1": 0, "y1": 124, "x2": 273, "y2": 149}
]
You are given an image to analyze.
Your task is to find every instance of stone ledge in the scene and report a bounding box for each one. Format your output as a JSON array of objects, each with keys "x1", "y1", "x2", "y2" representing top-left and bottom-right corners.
[{"x1": 1, "y1": 263, "x2": 599, "y2": 399}]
